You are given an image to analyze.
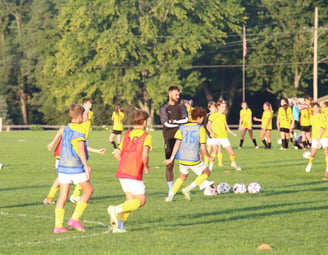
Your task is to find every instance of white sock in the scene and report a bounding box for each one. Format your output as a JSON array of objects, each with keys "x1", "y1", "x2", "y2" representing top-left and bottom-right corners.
[
  {"x1": 115, "y1": 205, "x2": 122, "y2": 214},
  {"x1": 186, "y1": 182, "x2": 196, "y2": 191},
  {"x1": 167, "y1": 181, "x2": 173, "y2": 194}
]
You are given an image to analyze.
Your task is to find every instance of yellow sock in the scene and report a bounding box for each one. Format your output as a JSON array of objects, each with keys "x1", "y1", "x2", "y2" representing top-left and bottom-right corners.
[
  {"x1": 193, "y1": 173, "x2": 209, "y2": 186},
  {"x1": 55, "y1": 208, "x2": 65, "y2": 228},
  {"x1": 72, "y1": 184, "x2": 82, "y2": 197},
  {"x1": 171, "y1": 178, "x2": 184, "y2": 195},
  {"x1": 325, "y1": 157, "x2": 328, "y2": 169},
  {"x1": 204, "y1": 155, "x2": 209, "y2": 166},
  {"x1": 120, "y1": 199, "x2": 141, "y2": 213},
  {"x1": 71, "y1": 201, "x2": 88, "y2": 221},
  {"x1": 217, "y1": 153, "x2": 223, "y2": 166},
  {"x1": 309, "y1": 157, "x2": 314, "y2": 164},
  {"x1": 47, "y1": 187, "x2": 58, "y2": 202},
  {"x1": 118, "y1": 211, "x2": 131, "y2": 222},
  {"x1": 230, "y1": 155, "x2": 236, "y2": 163}
]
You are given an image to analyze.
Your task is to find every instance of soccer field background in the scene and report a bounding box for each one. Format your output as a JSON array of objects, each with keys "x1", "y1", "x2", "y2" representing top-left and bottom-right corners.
[{"x1": 1, "y1": 130, "x2": 328, "y2": 255}]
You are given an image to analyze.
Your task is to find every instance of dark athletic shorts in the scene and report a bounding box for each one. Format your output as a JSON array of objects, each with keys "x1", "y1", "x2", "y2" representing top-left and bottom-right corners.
[
  {"x1": 112, "y1": 130, "x2": 122, "y2": 135},
  {"x1": 300, "y1": 125, "x2": 311, "y2": 132},
  {"x1": 279, "y1": 127, "x2": 290, "y2": 133}
]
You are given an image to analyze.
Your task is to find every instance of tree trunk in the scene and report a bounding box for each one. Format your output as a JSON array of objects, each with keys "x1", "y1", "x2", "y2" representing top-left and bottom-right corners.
[
  {"x1": 201, "y1": 82, "x2": 213, "y2": 102},
  {"x1": 137, "y1": 99, "x2": 154, "y2": 128},
  {"x1": 294, "y1": 67, "x2": 301, "y2": 89},
  {"x1": 18, "y1": 88, "x2": 27, "y2": 124}
]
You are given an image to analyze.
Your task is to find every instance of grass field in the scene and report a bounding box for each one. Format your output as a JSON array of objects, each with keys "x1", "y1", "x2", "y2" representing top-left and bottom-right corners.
[{"x1": 1, "y1": 130, "x2": 328, "y2": 255}]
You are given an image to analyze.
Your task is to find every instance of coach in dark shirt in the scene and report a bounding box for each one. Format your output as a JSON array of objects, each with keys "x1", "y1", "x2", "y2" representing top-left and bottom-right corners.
[{"x1": 160, "y1": 86, "x2": 188, "y2": 198}]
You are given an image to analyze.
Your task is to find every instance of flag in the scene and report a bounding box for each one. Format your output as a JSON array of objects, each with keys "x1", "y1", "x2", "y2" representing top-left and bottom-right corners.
[{"x1": 243, "y1": 27, "x2": 247, "y2": 57}]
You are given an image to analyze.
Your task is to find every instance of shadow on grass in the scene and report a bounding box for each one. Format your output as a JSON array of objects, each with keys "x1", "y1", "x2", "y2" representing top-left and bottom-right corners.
[
  {"x1": 172, "y1": 200, "x2": 328, "y2": 227},
  {"x1": 263, "y1": 186, "x2": 328, "y2": 196},
  {"x1": 0, "y1": 184, "x2": 50, "y2": 192}
]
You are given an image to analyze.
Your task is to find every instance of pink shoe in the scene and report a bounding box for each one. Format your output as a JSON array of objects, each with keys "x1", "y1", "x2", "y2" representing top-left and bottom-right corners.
[
  {"x1": 67, "y1": 219, "x2": 86, "y2": 232},
  {"x1": 53, "y1": 227, "x2": 69, "y2": 234}
]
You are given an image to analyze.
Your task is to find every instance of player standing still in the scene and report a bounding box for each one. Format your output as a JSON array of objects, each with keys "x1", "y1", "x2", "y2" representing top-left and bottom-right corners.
[{"x1": 160, "y1": 86, "x2": 188, "y2": 197}]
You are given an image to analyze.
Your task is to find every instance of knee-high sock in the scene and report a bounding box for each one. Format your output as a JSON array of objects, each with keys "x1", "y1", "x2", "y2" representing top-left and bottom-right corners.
[
  {"x1": 55, "y1": 208, "x2": 65, "y2": 228},
  {"x1": 72, "y1": 184, "x2": 82, "y2": 197},
  {"x1": 71, "y1": 201, "x2": 88, "y2": 221}
]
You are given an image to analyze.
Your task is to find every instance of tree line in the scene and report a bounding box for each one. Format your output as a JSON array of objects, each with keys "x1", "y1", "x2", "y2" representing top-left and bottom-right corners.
[{"x1": 0, "y1": 0, "x2": 327, "y2": 126}]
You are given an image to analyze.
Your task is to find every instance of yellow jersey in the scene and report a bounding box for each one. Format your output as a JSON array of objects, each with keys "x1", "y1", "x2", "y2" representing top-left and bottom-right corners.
[
  {"x1": 239, "y1": 108, "x2": 252, "y2": 129},
  {"x1": 262, "y1": 110, "x2": 273, "y2": 130},
  {"x1": 277, "y1": 107, "x2": 292, "y2": 129},
  {"x1": 81, "y1": 110, "x2": 93, "y2": 139},
  {"x1": 112, "y1": 111, "x2": 124, "y2": 131},
  {"x1": 300, "y1": 104, "x2": 311, "y2": 126},
  {"x1": 208, "y1": 112, "x2": 227, "y2": 138}
]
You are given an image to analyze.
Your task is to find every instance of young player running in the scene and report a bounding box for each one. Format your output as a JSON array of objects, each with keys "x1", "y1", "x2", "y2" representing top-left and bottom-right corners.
[
  {"x1": 164, "y1": 107, "x2": 215, "y2": 202},
  {"x1": 204, "y1": 101, "x2": 223, "y2": 167},
  {"x1": 207, "y1": 100, "x2": 242, "y2": 171},
  {"x1": 306, "y1": 103, "x2": 328, "y2": 177},
  {"x1": 54, "y1": 104, "x2": 94, "y2": 233},
  {"x1": 107, "y1": 110, "x2": 151, "y2": 233}
]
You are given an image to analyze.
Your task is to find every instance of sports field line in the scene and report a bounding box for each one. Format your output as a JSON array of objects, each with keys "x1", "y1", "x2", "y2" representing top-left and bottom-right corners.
[{"x1": 0, "y1": 211, "x2": 111, "y2": 248}]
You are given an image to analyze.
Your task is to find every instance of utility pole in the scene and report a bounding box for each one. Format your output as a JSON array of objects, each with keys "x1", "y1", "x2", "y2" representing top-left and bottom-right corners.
[
  {"x1": 242, "y1": 25, "x2": 246, "y2": 101},
  {"x1": 313, "y1": 7, "x2": 318, "y2": 101}
]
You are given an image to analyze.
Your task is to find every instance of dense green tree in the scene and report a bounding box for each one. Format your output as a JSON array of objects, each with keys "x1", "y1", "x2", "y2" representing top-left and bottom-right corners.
[
  {"x1": 243, "y1": 0, "x2": 328, "y2": 98},
  {"x1": 39, "y1": 0, "x2": 246, "y2": 125}
]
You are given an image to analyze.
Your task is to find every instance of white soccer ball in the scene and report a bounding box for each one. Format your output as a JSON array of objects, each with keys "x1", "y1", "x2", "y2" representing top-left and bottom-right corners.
[
  {"x1": 277, "y1": 139, "x2": 282, "y2": 145},
  {"x1": 248, "y1": 182, "x2": 261, "y2": 193},
  {"x1": 303, "y1": 151, "x2": 311, "y2": 159},
  {"x1": 203, "y1": 185, "x2": 217, "y2": 196},
  {"x1": 217, "y1": 182, "x2": 230, "y2": 194},
  {"x1": 0, "y1": 163, "x2": 3, "y2": 170},
  {"x1": 233, "y1": 183, "x2": 246, "y2": 194}
]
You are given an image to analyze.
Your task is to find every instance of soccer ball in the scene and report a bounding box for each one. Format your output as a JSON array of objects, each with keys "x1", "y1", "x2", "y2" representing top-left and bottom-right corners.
[
  {"x1": 233, "y1": 183, "x2": 246, "y2": 194},
  {"x1": 303, "y1": 151, "x2": 311, "y2": 159},
  {"x1": 277, "y1": 139, "x2": 282, "y2": 145},
  {"x1": 217, "y1": 182, "x2": 230, "y2": 194},
  {"x1": 248, "y1": 182, "x2": 261, "y2": 193},
  {"x1": 0, "y1": 163, "x2": 3, "y2": 170},
  {"x1": 203, "y1": 185, "x2": 217, "y2": 196}
]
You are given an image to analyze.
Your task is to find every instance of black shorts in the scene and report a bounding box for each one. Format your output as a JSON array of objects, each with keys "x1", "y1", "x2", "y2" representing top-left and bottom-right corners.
[
  {"x1": 294, "y1": 120, "x2": 300, "y2": 130},
  {"x1": 163, "y1": 128, "x2": 178, "y2": 159},
  {"x1": 279, "y1": 127, "x2": 290, "y2": 133},
  {"x1": 300, "y1": 125, "x2": 311, "y2": 132},
  {"x1": 112, "y1": 130, "x2": 122, "y2": 135}
]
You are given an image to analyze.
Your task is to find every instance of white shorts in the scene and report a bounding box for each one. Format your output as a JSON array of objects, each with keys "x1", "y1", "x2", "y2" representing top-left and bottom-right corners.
[
  {"x1": 212, "y1": 138, "x2": 231, "y2": 148},
  {"x1": 321, "y1": 138, "x2": 328, "y2": 148},
  {"x1": 206, "y1": 138, "x2": 217, "y2": 145},
  {"x1": 58, "y1": 173, "x2": 88, "y2": 184},
  {"x1": 179, "y1": 161, "x2": 209, "y2": 176},
  {"x1": 313, "y1": 138, "x2": 328, "y2": 148},
  {"x1": 119, "y1": 178, "x2": 145, "y2": 195},
  {"x1": 55, "y1": 159, "x2": 59, "y2": 169}
]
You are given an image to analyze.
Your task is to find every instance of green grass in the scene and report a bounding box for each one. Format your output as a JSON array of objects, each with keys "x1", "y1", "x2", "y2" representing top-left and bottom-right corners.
[{"x1": 1, "y1": 130, "x2": 328, "y2": 255}]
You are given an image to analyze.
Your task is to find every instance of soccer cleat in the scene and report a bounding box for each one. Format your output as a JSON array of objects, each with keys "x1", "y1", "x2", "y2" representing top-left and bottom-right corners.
[
  {"x1": 70, "y1": 195, "x2": 80, "y2": 204},
  {"x1": 107, "y1": 206, "x2": 118, "y2": 231},
  {"x1": 305, "y1": 163, "x2": 312, "y2": 173},
  {"x1": 182, "y1": 188, "x2": 191, "y2": 201},
  {"x1": 165, "y1": 196, "x2": 174, "y2": 202},
  {"x1": 43, "y1": 198, "x2": 55, "y2": 205},
  {"x1": 112, "y1": 228, "x2": 128, "y2": 233},
  {"x1": 255, "y1": 146, "x2": 259, "y2": 149},
  {"x1": 67, "y1": 219, "x2": 86, "y2": 232},
  {"x1": 231, "y1": 162, "x2": 242, "y2": 171},
  {"x1": 53, "y1": 227, "x2": 69, "y2": 234}
]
